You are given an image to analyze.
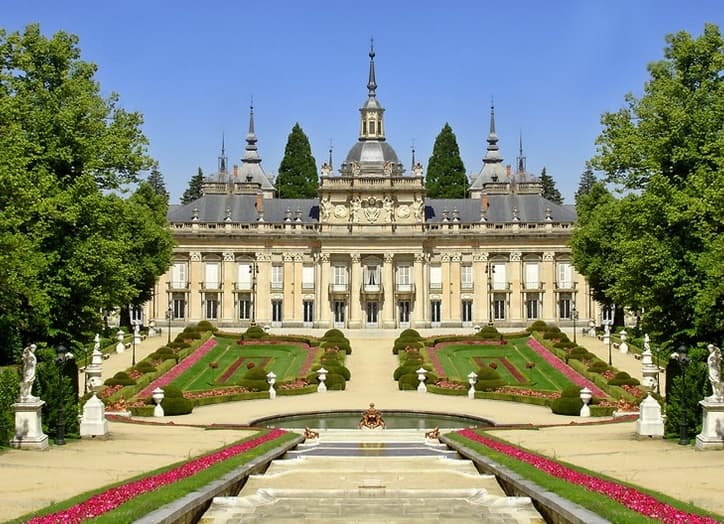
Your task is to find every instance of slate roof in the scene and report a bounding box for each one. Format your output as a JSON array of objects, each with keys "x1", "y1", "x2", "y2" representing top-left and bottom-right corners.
[
  {"x1": 426, "y1": 194, "x2": 576, "y2": 223},
  {"x1": 168, "y1": 195, "x2": 319, "y2": 223}
]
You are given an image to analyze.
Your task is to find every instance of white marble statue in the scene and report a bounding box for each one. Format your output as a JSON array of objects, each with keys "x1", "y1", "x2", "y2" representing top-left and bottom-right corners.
[
  {"x1": 706, "y1": 344, "x2": 722, "y2": 401},
  {"x1": 383, "y1": 196, "x2": 394, "y2": 223},
  {"x1": 93, "y1": 333, "x2": 101, "y2": 352},
  {"x1": 350, "y1": 196, "x2": 361, "y2": 223},
  {"x1": 320, "y1": 196, "x2": 332, "y2": 221},
  {"x1": 19, "y1": 344, "x2": 38, "y2": 402}
]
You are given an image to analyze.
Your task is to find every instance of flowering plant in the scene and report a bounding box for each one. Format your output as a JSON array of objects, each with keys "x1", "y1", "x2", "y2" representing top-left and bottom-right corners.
[
  {"x1": 28, "y1": 429, "x2": 287, "y2": 524},
  {"x1": 527, "y1": 338, "x2": 606, "y2": 397},
  {"x1": 456, "y1": 429, "x2": 717, "y2": 524},
  {"x1": 138, "y1": 338, "x2": 217, "y2": 398}
]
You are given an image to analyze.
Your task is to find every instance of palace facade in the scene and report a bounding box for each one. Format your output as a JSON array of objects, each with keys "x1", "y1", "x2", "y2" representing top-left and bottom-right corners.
[{"x1": 148, "y1": 48, "x2": 595, "y2": 330}]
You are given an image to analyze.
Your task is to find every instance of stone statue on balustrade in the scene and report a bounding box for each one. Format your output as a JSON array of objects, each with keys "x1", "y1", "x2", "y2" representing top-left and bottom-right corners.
[
  {"x1": 19, "y1": 344, "x2": 38, "y2": 402},
  {"x1": 706, "y1": 344, "x2": 722, "y2": 402}
]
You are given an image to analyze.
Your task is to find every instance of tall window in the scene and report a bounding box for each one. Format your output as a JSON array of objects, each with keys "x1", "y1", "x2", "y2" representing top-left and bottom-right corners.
[
  {"x1": 462, "y1": 300, "x2": 473, "y2": 323},
  {"x1": 429, "y1": 265, "x2": 442, "y2": 290},
  {"x1": 559, "y1": 293, "x2": 572, "y2": 319},
  {"x1": 302, "y1": 265, "x2": 315, "y2": 290},
  {"x1": 171, "y1": 262, "x2": 187, "y2": 288},
  {"x1": 557, "y1": 262, "x2": 572, "y2": 288},
  {"x1": 526, "y1": 293, "x2": 540, "y2": 319},
  {"x1": 524, "y1": 263, "x2": 539, "y2": 289},
  {"x1": 272, "y1": 300, "x2": 283, "y2": 322},
  {"x1": 492, "y1": 263, "x2": 507, "y2": 290},
  {"x1": 397, "y1": 265, "x2": 411, "y2": 287},
  {"x1": 172, "y1": 293, "x2": 185, "y2": 319},
  {"x1": 461, "y1": 265, "x2": 473, "y2": 290},
  {"x1": 205, "y1": 262, "x2": 220, "y2": 289},
  {"x1": 239, "y1": 296, "x2": 251, "y2": 320},
  {"x1": 431, "y1": 300, "x2": 441, "y2": 323},
  {"x1": 205, "y1": 293, "x2": 219, "y2": 319},
  {"x1": 271, "y1": 264, "x2": 283, "y2": 290},
  {"x1": 333, "y1": 265, "x2": 347, "y2": 286},
  {"x1": 237, "y1": 263, "x2": 252, "y2": 291},
  {"x1": 303, "y1": 300, "x2": 314, "y2": 324},
  {"x1": 493, "y1": 294, "x2": 505, "y2": 320},
  {"x1": 365, "y1": 265, "x2": 378, "y2": 286}
]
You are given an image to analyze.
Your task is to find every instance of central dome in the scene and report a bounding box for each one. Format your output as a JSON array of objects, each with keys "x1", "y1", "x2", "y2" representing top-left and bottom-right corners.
[{"x1": 345, "y1": 141, "x2": 400, "y2": 164}]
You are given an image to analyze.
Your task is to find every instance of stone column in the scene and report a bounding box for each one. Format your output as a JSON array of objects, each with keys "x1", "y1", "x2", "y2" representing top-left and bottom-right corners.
[
  {"x1": 319, "y1": 253, "x2": 330, "y2": 327},
  {"x1": 382, "y1": 252, "x2": 395, "y2": 328},
  {"x1": 542, "y1": 251, "x2": 556, "y2": 323},
  {"x1": 449, "y1": 253, "x2": 462, "y2": 325},
  {"x1": 349, "y1": 253, "x2": 361, "y2": 328},
  {"x1": 440, "y1": 253, "x2": 451, "y2": 326},
  {"x1": 222, "y1": 252, "x2": 235, "y2": 323},
  {"x1": 255, "y1": 252, "x2": 271, "y2": 325},
  {"x1": 412, "y1": 253, "x2": 424, "y2": 327},
  {"x1": 189, "y1": 251, "x2": 202, "y2": 321},
  {"x1": 283, "y1": 253, "x2": 295, "y2": 322},
  {"x1": 473, "y1": 252, "x2": 487, "y2": 326},
  {"x1": 509, "y1": 251, "x2": 522, "y2": 324},
  {"x1": 293, "y1": 253, "x2": 304, "y2": 326}
]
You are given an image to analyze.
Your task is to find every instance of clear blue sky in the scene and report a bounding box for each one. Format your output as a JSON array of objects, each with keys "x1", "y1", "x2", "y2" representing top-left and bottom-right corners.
[{"x1": 5, "y1": 1, "x2": 722, "y2": 203}]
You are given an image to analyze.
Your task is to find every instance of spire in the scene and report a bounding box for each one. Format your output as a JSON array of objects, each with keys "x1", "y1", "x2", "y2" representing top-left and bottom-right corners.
[
  {"x1": 218, "y1": 132, "x2": 228, "y2": 174},
  {"x1": 328, "y1": 139, "x2": 333, "y2": 168},
  {"x1": 516, "y1": 131, "x2": 526, "y2": 177},
  {"x1": 242, "y1": 102, "x2": 260, "y2": 164},
  {"x1": 367, "y1": 38, "x2": 377, "y2": 97},
  {"x1": 247, "y1": 97, "x2": 256, "y2": 138},
  {"x1": 489, "y1": 98, "x2": 497, "y2": 136},
  {"x1": 484, "y1": 101, "x2": 501, "y2": 161},
  {"x1": 411, "y1": 142, "x2": 416, "y2": 167}
]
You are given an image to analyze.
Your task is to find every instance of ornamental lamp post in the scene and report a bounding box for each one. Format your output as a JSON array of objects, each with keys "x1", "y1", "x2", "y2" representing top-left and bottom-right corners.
[
  {"x1": 607, "y1": 321, "x2": 613, "y2": 366},
  {"x1": 673, "y1": 343, "x2": 690, "y2": 446},
  {"x1": 55, "y1": 344, "x2": 74, "y2": 445},
  {"x1": 167, "y1": 304, "x2": 173, "y2": 345}
]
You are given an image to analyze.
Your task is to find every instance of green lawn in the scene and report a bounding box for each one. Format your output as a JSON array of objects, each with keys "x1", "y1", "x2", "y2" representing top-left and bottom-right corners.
[
  {"x1": 171, "y1": 337, "x2": 316, "y2": 392},
  {"x1": 429, "y1": 338, "x2": 574, "y2": 391}
]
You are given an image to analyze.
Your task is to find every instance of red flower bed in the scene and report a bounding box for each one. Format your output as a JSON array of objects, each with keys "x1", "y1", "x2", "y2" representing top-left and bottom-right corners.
[
  {"x1": 138, "y1": 338, "x2": 217, "y2": 398},
  {"x1": 457, "y1": 429, "x2": 717, "y2": 524},
  {"x1": 527, "y1": 338, "x2": 606, "y2": 397},
  {"x1": 182, "y1": 386, "x2": 251, "y2": 399},
  {"x1": 493, "y1": 386, "x2": 560, "y2": 400},
  {"x1": 28, "y1": 429, "x2": 287, "y2": 524}
]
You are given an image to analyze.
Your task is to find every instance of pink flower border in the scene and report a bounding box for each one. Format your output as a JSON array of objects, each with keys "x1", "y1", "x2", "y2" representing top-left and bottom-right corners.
[
  {"x1": 139, "y1": 338, "x2": 217, "y2": 398},
  {"x1": 28, "y1": 429, "x2": 287, "y2": 524},
  {"x1": 527, "y1": 338, "x2": 606, "y2": 397},
  {"x1": 457, "y1": 429, "x2": 718, "y2": 524}
]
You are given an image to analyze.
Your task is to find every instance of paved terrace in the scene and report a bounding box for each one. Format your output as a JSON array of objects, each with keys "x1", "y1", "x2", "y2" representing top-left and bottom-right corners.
[{"x1": 0, "y1": 328, "x2": 721, "y2": 522}]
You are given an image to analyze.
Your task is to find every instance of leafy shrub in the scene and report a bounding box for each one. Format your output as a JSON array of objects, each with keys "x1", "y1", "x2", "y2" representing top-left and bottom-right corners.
[
  {"x1": 246, "y1": 362, "x2": 255, "y2": 369},
  {"x1": 196, "y1": 320, "x2": 217, "y2": 332},
  {"x1": 104, "y1": 371, "x2": 136, "y2": 386},
  {"x1": 160, "y1": 385, "x2": 193, "y2": 415},
  {"x1": 568, "y1": 347, "x2": 590, "y2": 361},
  {"x1": 393, "y1": 339, "x2": 422, "y2": 354},
  {"x1": 477, "y1": 325, "x2": 501, "y2": 339},
  {"x1": 398, "y1": 373, "x2": 419, "y2": 390},
  {"x1": 554, "y1": 340, "x2": 576, "y2": 349},
  {"x1": 394, "y1": 365, "x2": 420, "y2": 381},
  {"x1": 324, "y1": 339, "x2": 351, "y2": 354},
  {"x1": 474, "y1": 366, "x2": 505, "y2": 391},
  {"x1": 0, "y1": 367, "x2": 19, "y2": 445},
  {"x1": 489, "y1": 361, "x2": 498, "y2": 369},
  {"x1": 244, "y1": 367, "x2": 269, "y2": 380},
  {"x1": 398, "y1": 328, "x2": 422, "y2": 340},
  {"x1": 325, "y1": 373, "x2": 346, "y2": 390},
  {"x1": 134, "y1": 361, "x2": 156, "y2": 374},
  {"x1": 242, "y1": 326, "x2": 266, "y2": 340},
  {"x1": 587, "y1": 361, "x2": 609, "y2": 373},
  {"x1": 322, "y1": 329, "x2": 345, "y2": 340},
  {"x1": 551, "y1": 385, "x2": 584, "y2": 415},
  {"x1": 325, "y1": 364, "x2": 351, "y2": 380},
  {"x1": 528, "y1": 320, "x2": 548, "y2": 332},
  {"x1": 608, "y1": 371, "x2": 640, "y2": 386}
]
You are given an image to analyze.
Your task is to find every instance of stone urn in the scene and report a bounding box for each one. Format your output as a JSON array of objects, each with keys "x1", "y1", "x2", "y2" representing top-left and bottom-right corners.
[{"x1": 579, "y1": 387, "x2": 592, "y2": 417}]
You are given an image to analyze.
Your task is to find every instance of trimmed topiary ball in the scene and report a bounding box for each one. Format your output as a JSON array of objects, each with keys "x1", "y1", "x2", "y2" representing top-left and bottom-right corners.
[
  {"x1": 243, "y1": 326, "x2": 266, "y2": 340},
  {"x1": 477, "y1": 325, "x2": 501, "y2": 340},
  {"x1": 474, "y1": 366, "x2": 505, "y2": 391},
  {"x1": 528, "y1": 320, "x2": 548, "y2": 332}
]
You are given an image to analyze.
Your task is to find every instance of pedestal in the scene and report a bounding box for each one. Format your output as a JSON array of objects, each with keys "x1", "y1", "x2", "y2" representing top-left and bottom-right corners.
[
  {"x1": 10, "y1": 400, "x2": 49, "y2": 450},
  {"x1": 636, "y1": 394, "x2": 664, "y2": 438},
  {"x1": 695, "y1": 400, "x2": 724, "y2": 450},
  {"x1": 80, "y1": 394, "x2": 109, "y2": 438}
]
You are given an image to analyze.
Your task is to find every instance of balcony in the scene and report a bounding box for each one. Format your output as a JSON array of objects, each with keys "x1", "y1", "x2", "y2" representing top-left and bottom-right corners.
[
  {"x1": 270, "y1": 282, "x2": 284, "y2": 292},
  {"x1": 199, "y1": 281, "x2": 221, "y2": 291},
  {"x1": 328, "y1": 282, "x2": 349, "y2": 296},
  {"x1": 461, "y1": 282, "x2": 474, "y2": 292},
  {"x1": 167, "y1": 280, "x2": 189, "y2": 291},
  {"x1": 490, "y1": 282, "x2": 512, "y2": 292},
  {"x1": 523, "y1": 281, "x2": 545, "y2": 291},
  {"x1": 555, "y1": 281, "x2": 576, "y2": 291},
  {"x1": 361, "y1": 283, "x2": 384, "y2": 298},
  {"x1": 395, "y1": 282, "x2": 416, "y2": 298},
  {"x1": 233, "y1": 282, "x2": 253, "y2": 292},
  {"x1": 429, "y1": 282, "x2": 442, "y2": 292},
  {"x1": 302, "y1": 282, "x2": 315, "y2": 291}
]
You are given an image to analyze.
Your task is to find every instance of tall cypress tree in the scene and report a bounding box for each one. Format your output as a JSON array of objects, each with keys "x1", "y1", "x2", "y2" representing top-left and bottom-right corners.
[
  {"x1": 539, "y1": 167, "x2": 563, "y2": 204},
  {"x1": 147, "y1": 166, "x2": 169, "y2": 201},
  {"x1": 575, "y1": 168, "x2": 597, "y2": 204},
  {"x1": 181, "y1": 167, "x2": 204, "y2": 204},
  {"x1": 425, "y1": 123, "x2": 467, "y2": 198},
  {"x1": 276, "y1": 123, "x2": 318, "y2": 198}
]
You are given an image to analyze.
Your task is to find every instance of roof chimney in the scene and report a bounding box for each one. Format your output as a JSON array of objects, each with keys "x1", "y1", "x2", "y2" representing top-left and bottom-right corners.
[
  {"x1": 233, "y1": 165, "x2": 239, "y2": 178},
  {"x1": 505, "y1": 164, "x2": 512, "y2": 178},
  {"x1": 255, "y1": 193, "x2": 264, "y2": 221}
]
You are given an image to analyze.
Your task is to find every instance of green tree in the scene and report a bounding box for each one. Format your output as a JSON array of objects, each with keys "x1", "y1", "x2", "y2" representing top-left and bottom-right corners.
[
  {"x1": 574, "y1": 24, "x2": 724, "y2": 349},
  {"x1": 147, "y1": 165, "x2": 169, "y2": 200},
  {"x1": 276, "y1": 123, "x2": 318, "y2": 198},
  {"x1": 0, "y1": 25, "x2": 170, "y2": 363},
  {"x1": 574, "y1": 168, "x2": 597, "y2": 204},
  {"x1": 181, "y1": 167, "x2": 204, "y2": 204},
  {"x1": 425, "y1": 123, "x2": 467, "y2": 198},
  {"x1": 539, "y1": 167, "x2": 563, "y2": 204}
]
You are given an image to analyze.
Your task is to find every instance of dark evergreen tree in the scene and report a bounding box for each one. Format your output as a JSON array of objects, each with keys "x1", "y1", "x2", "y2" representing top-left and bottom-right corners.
[
  {"x1": 276, "y1": 123, "x2": 318, "y2": 198},
  {"x1": 425, "y1": 123, "x2": 467, "y2": 198},
  {"x1": 575, "y1": 168, "x2": 597, "y2": 204},
  {"x1": 539, "y1": 167, "x2": 563, "y2": 204},
  {"x1": 181, "y1": 167, "x2": 204, "y2": 204},
  {"x1": 147, "y1": 166, "x2": 169, "y2": 201}
]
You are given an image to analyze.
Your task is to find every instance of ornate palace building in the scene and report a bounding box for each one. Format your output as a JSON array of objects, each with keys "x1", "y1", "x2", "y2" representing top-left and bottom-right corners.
[{"x1": 149, "y1": 48, "x2": 594, "y2": 330}]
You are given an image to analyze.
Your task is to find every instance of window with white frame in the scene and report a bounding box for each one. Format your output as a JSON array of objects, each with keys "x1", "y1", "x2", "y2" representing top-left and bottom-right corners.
[
  {"x1": 431, "y1": 300, "x2": 441, "y2": 323},
  {"x1": 272, "y1": 300, "x2": 283, "y2": 322},
  {"x1": 171, "y1": 262, "x2": 187, "y2": 288},
  {"x1": 333, "y1": 265, "x2": 348, "y2": 286},
  {"x1": 302, "y1": 265, "x2": 315, "y2": 290},
  {"x1": 524, "y1": 263, "x2": 539, "y2": 289},
  {"x1": 237, "y1": 262, "x2": 252, "y2": 291},
  {"x1": 397, "y1": 265, "x2": 411, "y2": 291},
  {"x1": 271, "y1": 264, "x2": 283, "y2": 290},
  {"x1": 557, "y1": 262, "x2": 572, "y2": 289},
  {"x1": 559, "y1": 293, "x2": 572, "y2": 319},
  {"x1": 492, "y1": 263, "x2": 507, "y2": 290},
  {"x1": 205, "y1": 262, "x2": 220, "y2": 289},
  {"x1": 493, "y1": 294, "x2": 506, "y2": 320},
  {"x1": 239, "y1": 296, "x2": 251, "y2": 320},
  {"x1": 429, "y1": 265, "x2": 442, "y2": 289},
  {"x1": 526, "y1": 293, "x2": 540, "y2": 319},
  {"x1": 365, "y1": 265, "x2": 379, "y2": 286},
  {"x1": 172, "y1": 293, "x2": 185, "y2": 319},
  {"x1": 461, "y1": 264, "x2": 473, "y2": 289},
  {"x1": 205, "y1": 292, "x2": 219, "y2": 319},
  {"x1": 462, "y1": 300, "x2": 473, "y2": 323}
]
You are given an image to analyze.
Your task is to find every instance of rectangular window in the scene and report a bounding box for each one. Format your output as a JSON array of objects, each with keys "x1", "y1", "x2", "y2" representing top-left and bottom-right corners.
[
  {"x1": 431, "y1": 300, "x2": 441, "y2": 323},
  {"x1": 492, "y1": 263, "x2": 507, "y2": 290},
  {"x1": 461, "y1": 265, "x2": 473, "y2": 289},
  {"x1": 272, "y1": 300, "x2": 283, "y2": 322},
  {"x1": 398, "y1": 301, "x2": 410, "y2": 324},
  {"x1": 397, "y1": 265, "x2": 411, "y2": 286},
  {"x1": 333, "y1": 265, "x2": 347, "y2": 286},
  {"x1": 429, "y1": 265, "x2": 442, "y2": 290},
  {"x1": 365, "y1": 265, "x2": 378, "y2": 286},
  {"x1": 303, "y1": 300, "x2": 314, "y2": 324},
  {"x1": 237, "y1": 263, "x2": 252, "y2": 291},
  {"x1": 302, "y1": 265, "x2": 315, "y2": 290},
  {"x1": 493, "y1": 294, "x2": 505, "y2": 320},
  {"x1": 271, "y1": 264, "x2": 283, "y2": 290},
  {"x1": 205, "y1": 263, "x2": 220, "y2": 289},
  {"x1": 462, "y1": 300, "x2": 473, "y2": 323},
  {"x1": 526, "y1": 293, "x2": 540, "y2": 319},
  {"x1": 559, "y1": 293, "x2": 572, "y2": 319},
  {"x1": 525, "y1": 263, "x2": 539, "y2": 289},
  {"x1": 558, "y1": 262, "x2": 572, "y2": 289},
  {"x1": 369, "y1": 120, "x2": 376, "y2": 134},
  {"x1": 171, "y1": 262, "x2": 187, "y2": 289},
  {"x1": 205, "y1": 293, "x2": 219, "y2": 319},
  {"x1": 334, "y1": 301, "x2": 346, "y2": 324},
  {"x1": 239, "y1": 296, "x2": 251, "y2": 320},
  {"x1": 172, "y1": 294, "x2": 185, "y2": 319}
]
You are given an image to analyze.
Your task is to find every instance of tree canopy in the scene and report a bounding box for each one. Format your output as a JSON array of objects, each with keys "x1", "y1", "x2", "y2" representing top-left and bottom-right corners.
[
  {"x1": 571, "y1": 23, "x2": 724, "y2": 346},
  {"x1": 147, "y1": 166, "x2": 169, "y2": 201},
  {"x1": 0, "y1": 24, "x2": 172, "y2": 362},
  {"x1": 276, "y1": 123, "x2": 318, "y2": 198},
  {"x1": 425, "y1": 123, "x2": 467, "y2": 198},
  {"x1": 181, "y1": 167, "x2": 204, "y2": 204},
  {"x1": 539, "y1": 167, "x2": 563, "y2": 204},
  {"x1": 574, "y1": 168, "x2": 598, "y2": 204}
]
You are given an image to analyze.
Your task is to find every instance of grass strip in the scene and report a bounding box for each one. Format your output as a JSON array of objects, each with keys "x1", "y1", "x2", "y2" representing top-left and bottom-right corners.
[{"x1": 446, "y1": 430, "x2": 722, "y2": 524}]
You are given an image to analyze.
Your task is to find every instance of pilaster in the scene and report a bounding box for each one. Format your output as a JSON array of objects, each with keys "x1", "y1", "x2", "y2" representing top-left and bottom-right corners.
[
  {"x1": 349, "y1": 253, "x2": 362, "y2": 328},
  {"x1": 509, "y1": 251, "x2": 522, "y2": 323},
  {"x1": 412, "y1": 253, "x2": 424, "y2": 327},
  {"x1": 542, "y1": 251, "x2": 556, "y2": 322},
  {"x1": 255, "y1": 252, "x2": 271, "y2": 324},
  {"x1": 319, "y1": 253, "x2": 330, "y2": 326},
  {"x1": 189, "y1": 251, "x2": 202, "y2": 320},
  {"x1": 383, "y1": 252, "x2": 395, "y2": 327},
  {"x1": 222, "y1": 252, "x2": 235, "y2": 322}
]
